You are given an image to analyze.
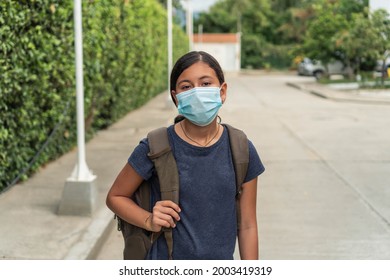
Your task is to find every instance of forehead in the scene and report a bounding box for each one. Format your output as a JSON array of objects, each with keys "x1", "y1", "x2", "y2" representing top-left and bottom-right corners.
[{"x1": 177, "y1": 61, "x2": 217, "y2": 82}]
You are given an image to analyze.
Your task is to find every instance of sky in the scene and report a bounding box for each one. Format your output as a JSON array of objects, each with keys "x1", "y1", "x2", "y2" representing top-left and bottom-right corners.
[
  {"x1": 188, "y1": 0, "x2": 390, "y2": 13},
  {"x1": 370, "y1": 0, "x2": 390, "y2": 12},
  {"x1": 188, "y1": 0, "x2": 218, "y2": 12}
]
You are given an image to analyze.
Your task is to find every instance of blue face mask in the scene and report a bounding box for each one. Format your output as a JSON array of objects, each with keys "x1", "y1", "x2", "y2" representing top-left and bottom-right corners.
[{"x1": 176, "y1": 87, "x2": 222, "y2": 126}]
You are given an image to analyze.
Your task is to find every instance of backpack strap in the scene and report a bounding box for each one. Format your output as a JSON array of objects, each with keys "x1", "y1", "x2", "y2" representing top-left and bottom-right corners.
[
  {"x1": 147, "y1": 127, "x2": 179, "y2": 260},
  {"x1": 224, "y1": 124, "x2": 249, "y2": 230}
]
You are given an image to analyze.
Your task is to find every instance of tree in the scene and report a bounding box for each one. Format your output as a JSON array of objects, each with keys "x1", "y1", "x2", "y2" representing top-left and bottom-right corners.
[
  {"x1": 333, "y1": 10, "x2": 376, "y2": 79},
  {"x1": 370, "y1": 9, "x2": 390, "y2": 85},
  {"x1": 338, "y1": 0, "x2": 368, "y2": 18},
  {"x1": 271, "y1": 0, "x2": 302, "y2": 11},
  {"x1": 194, "y1": 2, "x2": 236, "y2": 33},
  {"x1": 302, "y1": 1, "x2": 349, "y2": 66},
  {"x1": 276, "y1": 6, "x2": 315, "y2": 44},
  {"x1": 192, "y1": 0, "x2": 372, "y2": 70},
  {"x1": 302, "y1": 1, "x2": 388, "y2": 81},
  {"x1": 194, "y1": 0, "x2": 273, "y2": 68},
  {"x1": 156, "y1": 0, "x2": 183, "y2": 9},
  {"x1": 300, "y1": 0, "x2": 373, "y2": 78}
]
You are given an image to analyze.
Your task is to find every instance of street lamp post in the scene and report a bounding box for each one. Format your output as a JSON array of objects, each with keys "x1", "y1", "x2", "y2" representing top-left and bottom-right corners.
[
  {"x1": 58, "y1": 0, "x2": 97, "y2": 216},
  {"x1": 166, "y1": 0, "x2": 173, "y2": 108},
  {"x1": 186, "y1": 0, "x2": 193, "y2": 51}
]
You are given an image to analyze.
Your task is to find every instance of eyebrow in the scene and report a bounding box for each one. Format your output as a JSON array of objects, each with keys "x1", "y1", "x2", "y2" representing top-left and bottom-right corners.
[
  {"x1": 177, "y1": 79, "x2": 192, "y2": 85},
  {"x1": 177, "y1": 75, "x2": 214, "y2": 85},
  {"x1": 199, "y1": 75, "x2": 213, "y2": 80}
]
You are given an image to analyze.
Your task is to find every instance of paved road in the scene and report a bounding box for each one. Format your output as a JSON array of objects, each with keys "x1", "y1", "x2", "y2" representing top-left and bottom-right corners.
[{"x1": 96, "y1": 73, "x2": 390, "y2": 260}]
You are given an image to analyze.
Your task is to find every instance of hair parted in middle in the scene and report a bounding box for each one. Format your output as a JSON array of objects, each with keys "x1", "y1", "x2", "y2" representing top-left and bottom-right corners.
[{"x1": 170, "y1": 51, "x2": 225, "y2": 95}]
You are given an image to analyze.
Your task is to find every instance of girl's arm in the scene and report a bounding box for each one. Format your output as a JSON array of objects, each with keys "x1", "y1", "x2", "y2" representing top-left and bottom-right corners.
[
  {"x1": 237, "y1": 177, "x2": 259, "y2": 260},
  {"x1": 106, "y1": 163, "x2": 180, "y2": 232}
]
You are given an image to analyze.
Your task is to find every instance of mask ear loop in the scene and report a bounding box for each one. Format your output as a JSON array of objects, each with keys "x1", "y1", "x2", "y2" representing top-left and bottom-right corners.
[
  {"x1": 217, "y1": 84, "x2": 224, "y2": 125},
  {"x1": 219, "y1": 83, "x2": 227, "y2": 104}
]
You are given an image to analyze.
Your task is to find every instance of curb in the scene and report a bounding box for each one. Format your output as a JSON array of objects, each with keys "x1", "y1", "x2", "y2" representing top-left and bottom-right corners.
[
  {"x1": 286, "y1": 82, "x2": 390, "y2": 105},
  {"x1": 64, "y1": 207, "x2": 115, "y2": 260}
]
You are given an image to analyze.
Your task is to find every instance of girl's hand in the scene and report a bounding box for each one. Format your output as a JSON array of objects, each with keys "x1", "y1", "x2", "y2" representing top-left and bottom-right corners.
[{"x1": 148, "y1": 200, "x2": 181, "y2": 232}]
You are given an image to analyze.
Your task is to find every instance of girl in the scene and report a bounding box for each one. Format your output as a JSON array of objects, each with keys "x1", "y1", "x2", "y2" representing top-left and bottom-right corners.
[{"x1": 106, "y1": 51, "x2": 265, "y2": 260}]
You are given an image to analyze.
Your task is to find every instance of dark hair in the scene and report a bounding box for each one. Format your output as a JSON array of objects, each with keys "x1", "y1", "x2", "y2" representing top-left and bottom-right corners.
[
  {"x1": 170, "y1": 51, "x2": 225, "y2": 123},
  {"x1": 170, "y1": 51, "x2": 225, "y2": 97}
]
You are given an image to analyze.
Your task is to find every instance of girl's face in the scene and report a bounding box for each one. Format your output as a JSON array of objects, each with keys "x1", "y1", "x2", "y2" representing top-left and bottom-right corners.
[{"x1": 171, "y1": 61, "x2": 227, "y2": 104}]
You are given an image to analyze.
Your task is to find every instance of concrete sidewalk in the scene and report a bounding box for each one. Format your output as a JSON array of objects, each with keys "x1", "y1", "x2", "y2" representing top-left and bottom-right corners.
[
  {"x1": 0, "y1": 72, "x2": 390, "y2": 260},
  {"x1": 0, "y1": 92, "x2": 177, "y2": 260}
]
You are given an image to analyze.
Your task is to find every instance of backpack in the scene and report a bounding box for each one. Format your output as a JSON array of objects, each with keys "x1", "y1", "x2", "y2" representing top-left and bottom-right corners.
[{"x1": 115, "y1": 123, "x2": 249, "y2": 260}]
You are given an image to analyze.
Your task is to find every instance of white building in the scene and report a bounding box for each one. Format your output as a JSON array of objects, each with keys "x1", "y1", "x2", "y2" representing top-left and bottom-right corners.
[{"x1": 192, "y1": 33, "x2": 241, "y2": 72}]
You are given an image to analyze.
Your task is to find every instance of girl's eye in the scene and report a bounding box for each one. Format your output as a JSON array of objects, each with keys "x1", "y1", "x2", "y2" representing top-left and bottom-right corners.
[
  {"x1": 181, "y1": 85, "x2": 191, "y2": 90},
  {"x1": 202, "y1": 82, "x2": 211, "y2": 86}
]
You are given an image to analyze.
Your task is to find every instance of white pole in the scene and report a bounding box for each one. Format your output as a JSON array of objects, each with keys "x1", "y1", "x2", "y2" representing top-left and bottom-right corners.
[
  {"x1": 70, "y1": 0, "x2": 95, "y2": 181},
  {"x1": 165, "y1": 0, "x2": 174, "y2": 108},
  {"x1": 59, "y1": 0, "x2": 96, "y2": 216},
  {"x1": 186, "y1": 0, "x2": 193, "y2": 51},
  {"x1": 168, "y1": 0, "x2": 173, "y2": 93},
  {"x1": 198, "y1": 24, "x2": 203, "y2": 50}
]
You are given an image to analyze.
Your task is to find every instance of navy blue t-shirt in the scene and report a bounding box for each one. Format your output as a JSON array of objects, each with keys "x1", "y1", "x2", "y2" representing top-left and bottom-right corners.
[{"x1": 128, "y1": 124, "x2": 265, "y2": 260}]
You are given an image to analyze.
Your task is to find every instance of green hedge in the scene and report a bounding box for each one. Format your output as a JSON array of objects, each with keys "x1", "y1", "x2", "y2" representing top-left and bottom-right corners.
[{"x1": 0, "y1": 0, "x2": 188, "y2": 192}]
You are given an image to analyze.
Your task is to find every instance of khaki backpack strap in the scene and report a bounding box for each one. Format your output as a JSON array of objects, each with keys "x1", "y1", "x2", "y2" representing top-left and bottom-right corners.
[
  {"x1": 147, "y1": 127, "x2": 179, "y2": 260},
  {"x1": 224, "y1": 124, "x2": 249, "y2": 230}
]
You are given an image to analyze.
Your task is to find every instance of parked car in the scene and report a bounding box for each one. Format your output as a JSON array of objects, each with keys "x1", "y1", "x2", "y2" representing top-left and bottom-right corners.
[
  {"x1": 374, "y1": 58, "x2": 390, "y2": 77},
  {"x1": 297, "y1": 57, "x2": 350, "y2": 79}
]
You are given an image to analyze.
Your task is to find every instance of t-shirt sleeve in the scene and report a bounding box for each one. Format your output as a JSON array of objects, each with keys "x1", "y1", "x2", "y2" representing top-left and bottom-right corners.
[
  {"x1": 243, "y1": 140, "x2": 265, "y2": 183},
  {"x1": 127, "y1": 138, "x2": 154, "y2": 180}
]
